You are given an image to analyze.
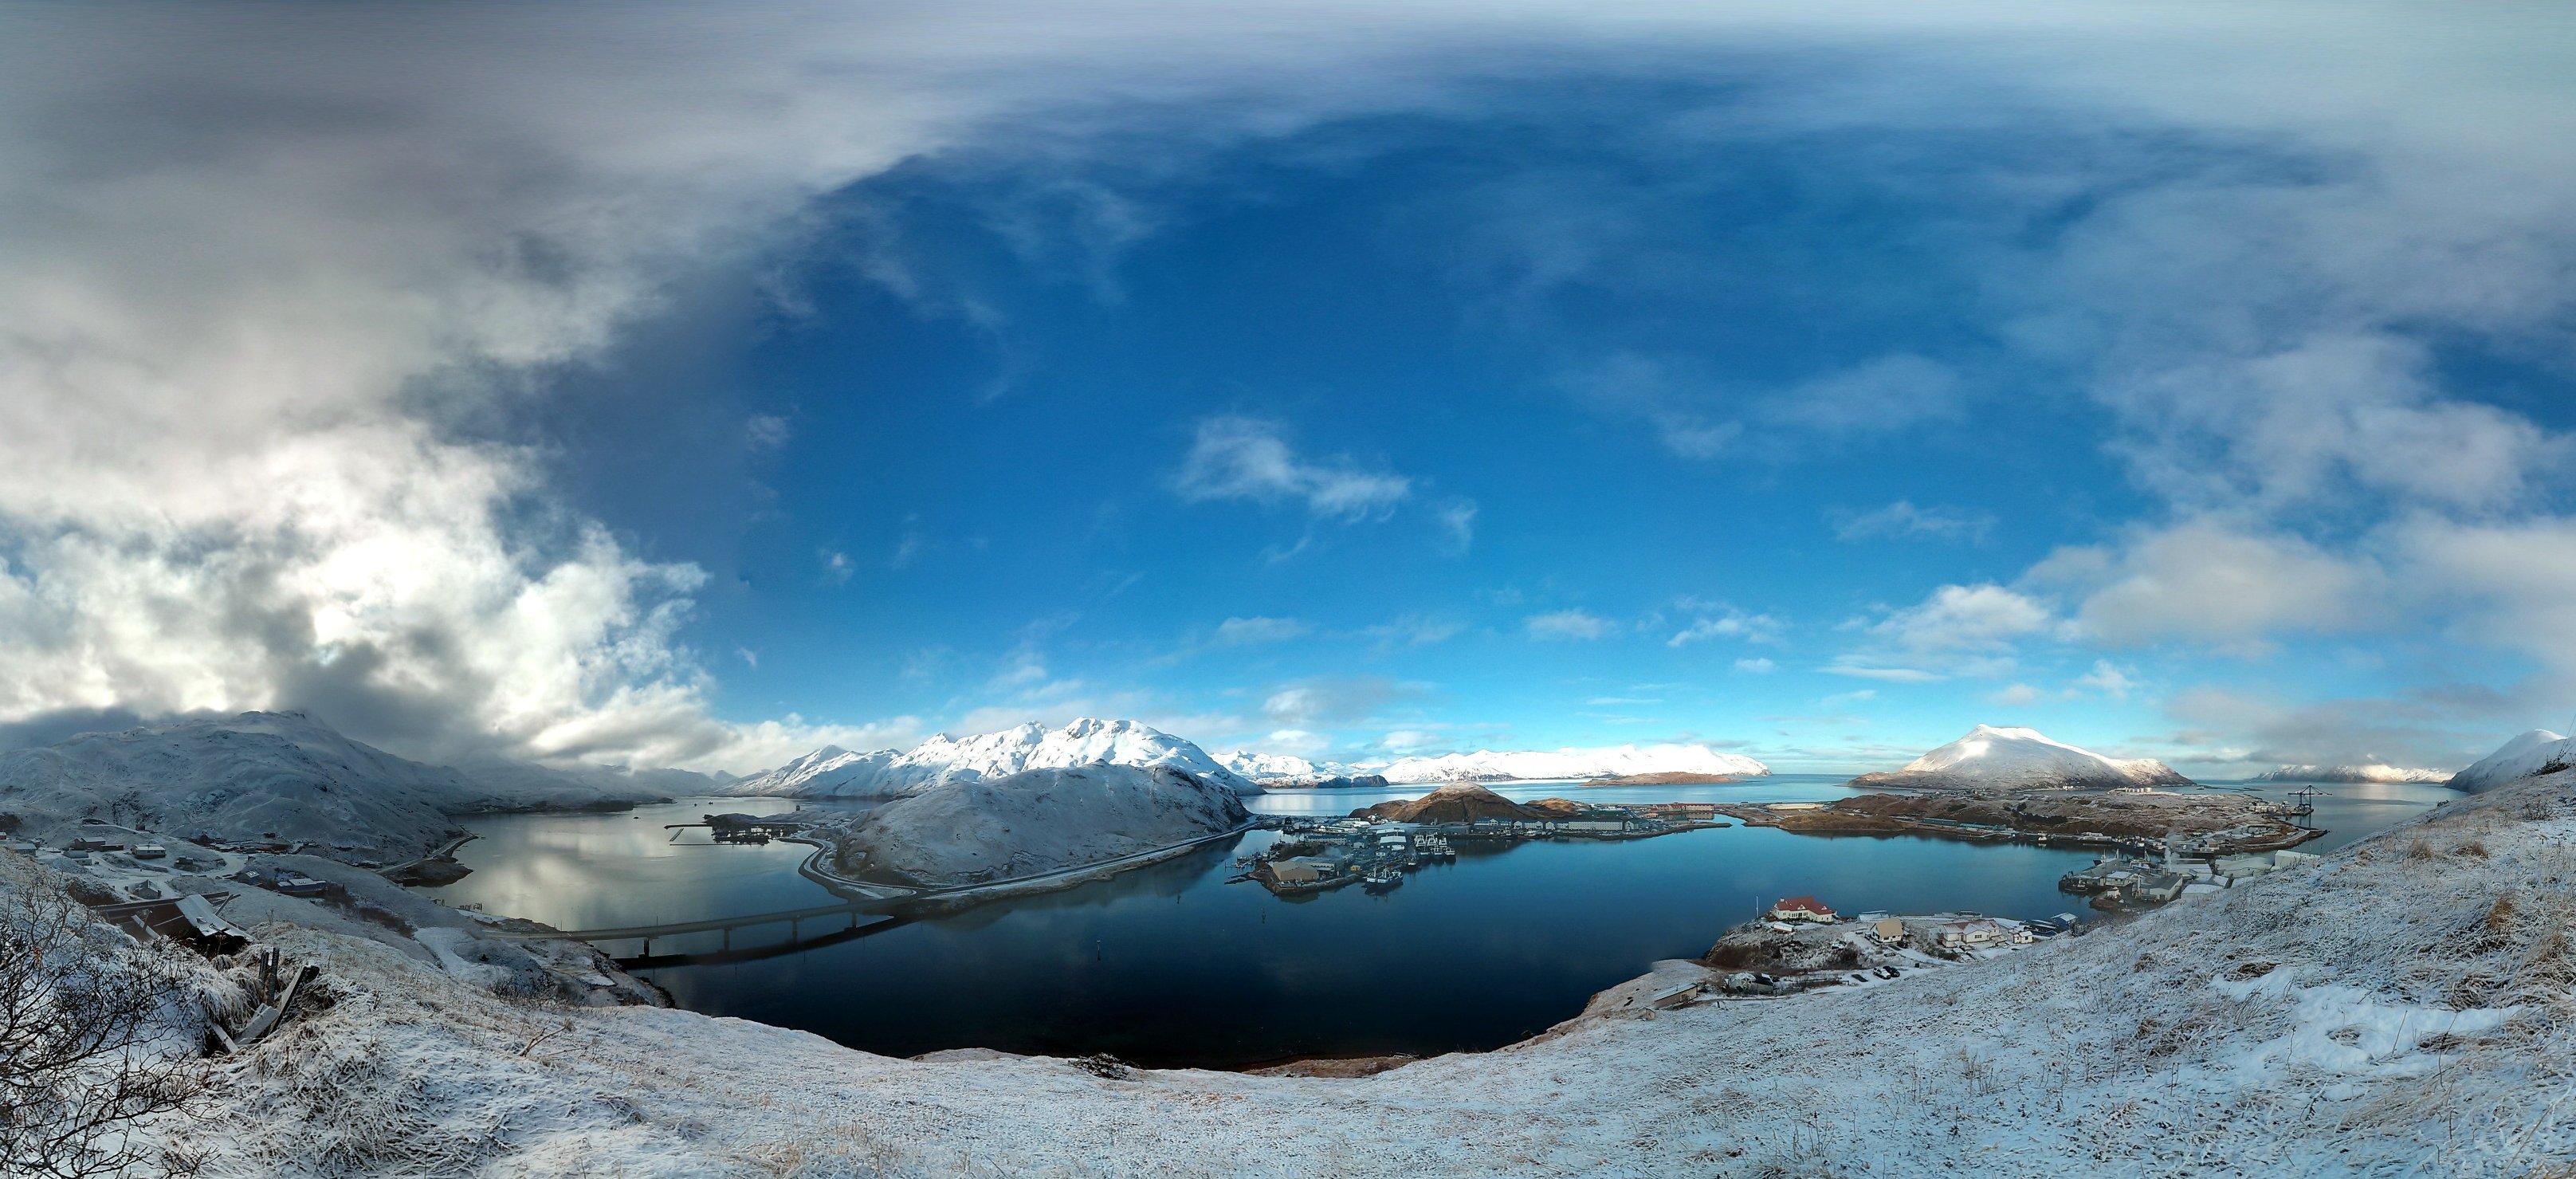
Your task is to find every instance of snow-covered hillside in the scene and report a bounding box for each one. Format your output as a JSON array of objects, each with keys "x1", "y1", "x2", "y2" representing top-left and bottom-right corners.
[
  {"x1": 729, "y1": 718, "x2": 1260, "y2": 799},
  {"x1": 2450, "y1": 729, "x2": 2572, "y2": 793},
  {"x1": 1374, "y1": 744, "x2": 1769, "y2": 784},
  {"x1": 1850, "y1": 725, "x2": 2191, "y2": 791},
  {"x1": 2249, "y1": 764, "x2": 2454, "y2": 784},
  {"x1": 819, "y1": 764, "x2": 1251, "y2": 887},
  {"x1": 70, "y1": 758, "x2": 2575, "y2": 1174},
  {"x1": 1215, "y1": 750, "x2": 1332, "y2": 780},
  {"x1": 0, "y1": 712, "x2": 676, "y2": 861}
]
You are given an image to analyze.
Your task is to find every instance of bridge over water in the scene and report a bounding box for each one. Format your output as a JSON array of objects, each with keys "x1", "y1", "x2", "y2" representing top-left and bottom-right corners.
[{"x1": 493, "y1": 898, "x2": 909, "y2": 967}]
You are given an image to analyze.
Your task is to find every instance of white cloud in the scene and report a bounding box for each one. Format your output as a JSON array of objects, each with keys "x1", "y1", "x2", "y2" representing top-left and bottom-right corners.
[
  {"x1": 1212, "y1": 615, "x2": 1310, "y2": 646},
  {"x1": 2074, "y1": 659, "x2": 2138, "y2": 701},
  {"x1": 1820, "y1": 664, "x2": 1945, "y2": 684},
  {"x1": 1992, "y1": 682, "x2": 2042, "y2": 706},
  {"x1": 744, "y1": 415, "x2": 791, "y2": 450},
  {"x1": 1734, "y1": 657, "x2": 1776, "y2": 674},
  {"x1": 1832, "y1": 501, "x2": 1995, "y2": 544},
  {"x1": 1525, "y1": 609, "x2": 1615, "y2": 641},
  {"x1": 1174, "y1": 417, "x2": 1412, "y2": 521},
  {"x1": 1260, "y1": 677, "x2": 1402, "y2": 727},
  {"x1": 1377, "y1": 729, "x2": 1447, "y2": 755},
  {"x1": 1261, "y1": 728, "x2": 1332, "y2": 757},
  {"x1": 2392, "y1": 517, "x2": 2576, "y2": 687},
  {"x1": 1756, "y1": 354, "x2": 1964, "y2": 437},
  {"x1": 1435, "y1": 497, "x2": 1479, "y2": 555},
  {"x1": 1867, "y1": 584, "x2": 2058, "y2": 655},
  {"x1": 1669, "y1": 610, "x2": 1784, "y2": 647},
  {"x1": 2031, "y1": 521, "x2": 2384, "y2": 650},
  {"x1": 1361, "y1": 615, "x2": 1465, "y2": 648}
]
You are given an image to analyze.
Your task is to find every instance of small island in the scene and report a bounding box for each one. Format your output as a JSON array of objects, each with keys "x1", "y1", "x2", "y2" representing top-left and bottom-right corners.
[{"x1": 810, "y1": 764, "x2": 1251, "y2": 894}]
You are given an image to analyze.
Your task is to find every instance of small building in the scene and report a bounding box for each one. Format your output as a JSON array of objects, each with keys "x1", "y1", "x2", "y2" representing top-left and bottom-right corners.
[
  {"x1": 1871, "y1": 917, "x2": 1906, "y2": 941},
  {"x1": 133, "y1": 843, "x2": 167, "y2": 860},
  {"x1": 1935, "y1": 918, "x2": 2026, "y2": 949},
  {"x1": 1768, "y1": 895, "x2": 1837, "y2": 923},
  {"x1": 1266, "y1": 857, "x2": 1337, "y2": 884}
]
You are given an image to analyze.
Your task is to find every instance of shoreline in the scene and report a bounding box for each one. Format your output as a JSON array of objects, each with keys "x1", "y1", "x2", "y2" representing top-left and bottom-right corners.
[{"x1": 792, "y1": 820, "x2": 1260, "y2": 908}]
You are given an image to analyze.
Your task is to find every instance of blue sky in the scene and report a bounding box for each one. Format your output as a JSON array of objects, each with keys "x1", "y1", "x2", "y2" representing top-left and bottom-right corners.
[
  {"x1": 3, "y1": 4, "x2": 2573, "y2": 776},
  {"x1": 548, "y1": 62, "x2": 2566, "y2": 774}
]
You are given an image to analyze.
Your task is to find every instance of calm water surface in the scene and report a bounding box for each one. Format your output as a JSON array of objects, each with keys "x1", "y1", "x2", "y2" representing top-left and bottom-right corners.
[{"x1": 421, "y1": 774, "x2": 2449, "y2": 1068}]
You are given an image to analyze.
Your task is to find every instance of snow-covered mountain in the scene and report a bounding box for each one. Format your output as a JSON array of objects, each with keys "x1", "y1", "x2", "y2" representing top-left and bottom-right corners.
[
  {"x1": 0, "y1": 711, "x2": 677, "y2": 861},
  {"x1": 1372, "y1": 744, "x2": 1769, "y2": 784},
  {"x1": 1215, "y1": 750, "x2": 1327, "y2": 780},
  {"x1": 1849, "y1": 725, "x2": 2192, "y2": 792},
  {"x1": 728, "y1": 718, "x2": 1261, "y2": 799},
  {"x1": 818, "y1": 763, "x2": 1251, "y2": 887},
  {"x1": 2248, "y1": 764, "x2": 2453, "y2": 785},
  {"x1": 2450, "y1": 729, "x2": 2570, "y2": 794}
]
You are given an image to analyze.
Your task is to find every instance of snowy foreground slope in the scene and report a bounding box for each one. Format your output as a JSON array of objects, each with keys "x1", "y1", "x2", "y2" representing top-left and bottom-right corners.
[
  {"x1": 1851, "y1": 724, "x2": 2192, "y2": 791},
  {"x1": 1374, "y1": 743, "x2": 1769, "y2": 784},
  {"x1": 2251, "y1": 764, "x2": 2454, "y2": 784},
  {"x1": 98, "y1": 768, "x2": 2570, "y2": 1176},
  {"x1": 728, "y1": 718, "x2": 1261, "y2": 799},
  {"x1": 0, "y1": 712, "x2": 681, "y2": 861},
  {"x1": 2452, "y1": 729, "x2": 2573, "y2": 793},
  {"x1": 819, "y1": 764, "x2": 1251, "y2": 887}
]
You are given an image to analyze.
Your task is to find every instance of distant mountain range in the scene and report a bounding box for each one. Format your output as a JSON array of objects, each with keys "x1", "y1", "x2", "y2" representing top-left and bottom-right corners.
[
  {"x1": 0, "y1": 711, "x2": 702, "y2": 860},
  {"x1": 1370, "y1": 745, "x2": 1770, "y2": 784},
  {"x1": 2248, "y1": 764, "x2": 2452, "y2": 784},
  {"x1": 725, "y1": 718, "x2": 1260, "y2": 799},
  {"x1": 1848, "y1": 725, "x2": 2191, "y2": 791}
]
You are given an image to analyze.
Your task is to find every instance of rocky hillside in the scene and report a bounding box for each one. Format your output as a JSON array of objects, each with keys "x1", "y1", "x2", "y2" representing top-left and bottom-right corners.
[{"x1": 1357, "y1": 783, "x2": 1544, "y2": 823}]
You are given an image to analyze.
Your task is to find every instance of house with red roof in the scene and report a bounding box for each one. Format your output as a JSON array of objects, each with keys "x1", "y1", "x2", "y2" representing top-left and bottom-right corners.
[{"x1": 1766, "y1": 895, "x2": 1836, "y2": 923}]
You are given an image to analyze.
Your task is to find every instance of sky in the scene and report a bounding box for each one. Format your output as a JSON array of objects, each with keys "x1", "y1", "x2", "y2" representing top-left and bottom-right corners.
[{"x1": 1, "y1": 2, "x2": 2573, "y2": 778}]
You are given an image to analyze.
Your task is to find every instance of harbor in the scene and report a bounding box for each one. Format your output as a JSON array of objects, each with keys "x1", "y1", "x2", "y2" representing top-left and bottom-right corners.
[{"x1": 1238, "y1": 785, "x2": 1730, "y2": 897}]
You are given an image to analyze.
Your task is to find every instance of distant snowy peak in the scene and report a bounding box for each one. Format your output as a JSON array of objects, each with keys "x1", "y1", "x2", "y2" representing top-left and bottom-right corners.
[
  {"x1": 1215, "y1": 750, "x2": 1321, "y2": 780},
  {"x1": 1852, "y1": 725, "x2": 2191, "y2": 791},
  {"x1": 2451, "y1": 729, "x2": 2570, "y2": 794},
  {"x1": 1373, "y1": 744, "x2": 1769, "y2": 784},
  {"x1": 2249, "y1": 764, "x2": 2453, "y2": 784},
  {"x1": 730, "y1": 718, "x2": 1260, "y2": 799}
]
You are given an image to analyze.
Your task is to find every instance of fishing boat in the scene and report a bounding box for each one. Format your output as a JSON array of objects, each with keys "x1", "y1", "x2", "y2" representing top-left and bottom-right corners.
[{"x1": 1362, "y1": 869, "x2": 1404, "y2": 894}]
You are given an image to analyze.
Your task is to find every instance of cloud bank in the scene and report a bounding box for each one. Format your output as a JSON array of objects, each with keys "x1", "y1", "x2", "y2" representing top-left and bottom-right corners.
[{"x1": 2, "y1": 2, "x2": 2571, "y2": 772}]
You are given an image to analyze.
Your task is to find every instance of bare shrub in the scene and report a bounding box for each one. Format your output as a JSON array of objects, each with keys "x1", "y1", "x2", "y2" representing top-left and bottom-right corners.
[
  {"x1": 0, "y1": 860, "x2": 208, "y2": 1178},
  {"x1": 2406, "y1": 839, "x2": 2438, "y2": 862}
]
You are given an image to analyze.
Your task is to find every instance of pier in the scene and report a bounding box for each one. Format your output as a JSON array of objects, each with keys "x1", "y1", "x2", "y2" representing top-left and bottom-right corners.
[{"x1": 665, "y1": 812, "x2": 815, "y2": 844}]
